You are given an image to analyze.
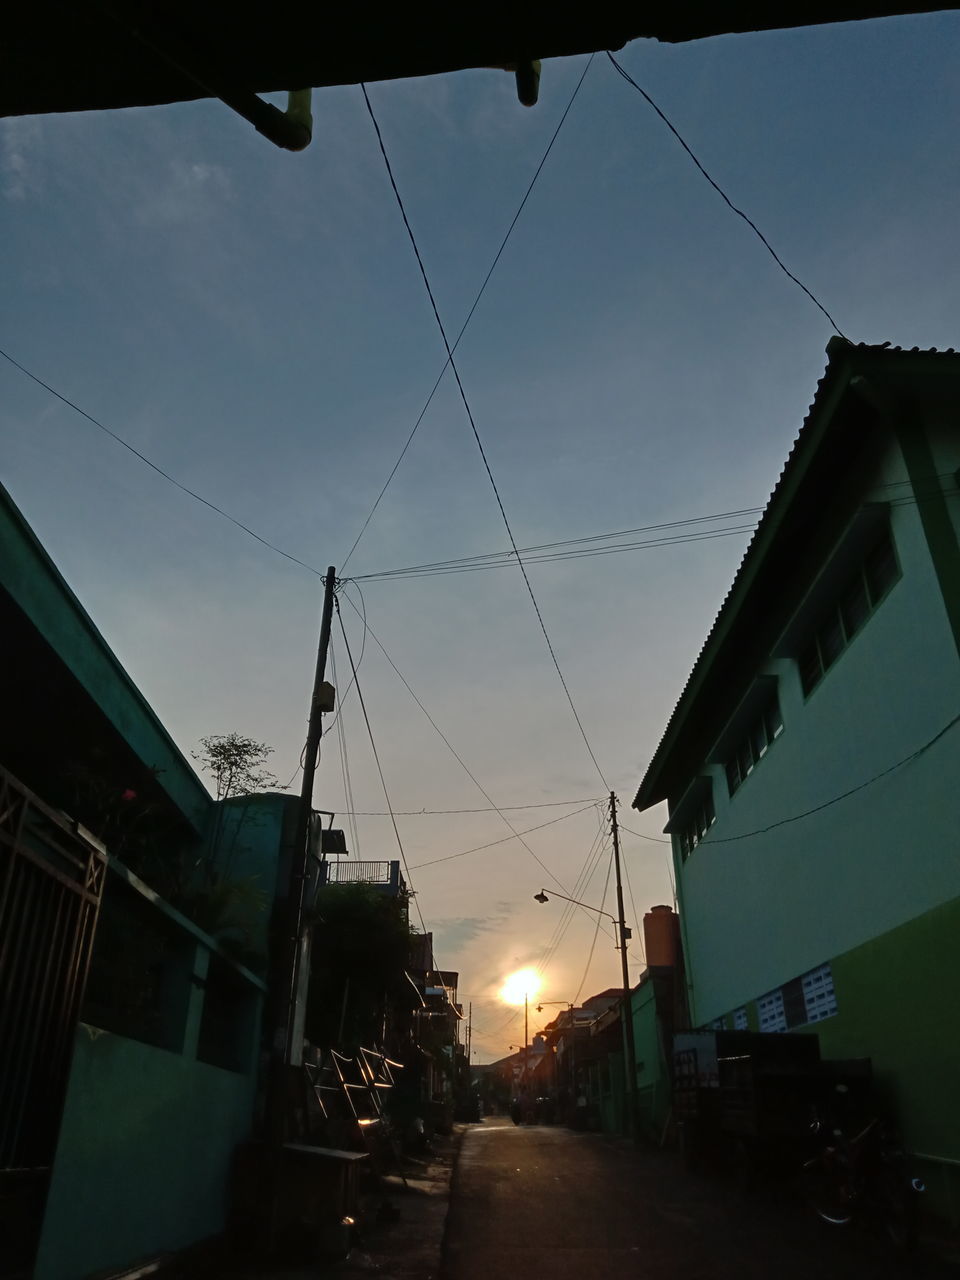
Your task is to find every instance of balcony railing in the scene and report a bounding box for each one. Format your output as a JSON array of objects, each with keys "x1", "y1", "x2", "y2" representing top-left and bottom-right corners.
[{"x1": 318, "y1": 860, "x2": 404, "y2": 892}]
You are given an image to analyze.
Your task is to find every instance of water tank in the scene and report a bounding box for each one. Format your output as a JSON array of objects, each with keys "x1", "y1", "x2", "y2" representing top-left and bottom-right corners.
[{"x1": 643, "y1": 904, "x2": 678, "y2": 968}]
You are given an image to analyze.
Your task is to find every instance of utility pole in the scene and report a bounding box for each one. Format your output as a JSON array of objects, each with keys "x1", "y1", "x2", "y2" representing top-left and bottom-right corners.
[
  {"x1": 524, "y1": 992, "x2": 529, "y2": 1090},
  {"x1": 610, "y1": 790, "x2": 639, "y2": 1142},
  {"x1": 268, "y1": 566, "x2": 336, "y2": 1144}
]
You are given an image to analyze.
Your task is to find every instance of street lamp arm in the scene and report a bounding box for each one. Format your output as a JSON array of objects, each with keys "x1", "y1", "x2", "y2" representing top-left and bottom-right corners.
[{"x1": 533, "y1": 888, "x2": 619, "y2": 926}]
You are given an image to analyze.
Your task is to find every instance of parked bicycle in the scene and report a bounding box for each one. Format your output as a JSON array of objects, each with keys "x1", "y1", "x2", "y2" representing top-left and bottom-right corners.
[{"x1": 801, "y1": 1107, "x2": 925, "y2": 1250}]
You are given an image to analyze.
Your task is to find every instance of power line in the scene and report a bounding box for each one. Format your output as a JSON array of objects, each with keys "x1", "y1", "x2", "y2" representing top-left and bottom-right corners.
[
  {"x1": 605, "y1": 52, "x2": 848, "y2": 340},
  {"x1": 703, "y1": 706, "x2": 960, "y2": 846},
  {"x1": 361, "y1": 83, "x2": 609, "y2": 793},
  {"x1": 346, "y1": 512, "x2": 762, "y2": 582},
  {"x1": 340, "y1": 55, "x2": 595, "y2": 572},
  {"x1": 338, "y1": 589, "x2": 583, "y2": 890},
  {"x1": 572, "y1": 845, "x2": 614, "y2": 1006},
  {"x1": 408, "y1": 802, "x2": 599, "y2": 870},
  {"x1": 330, "y1": 641, "x2": 361, "y2": 856},
  {"x1": 0, "y1": 345, "x2": 325, "y2": 578},
  {"x1": 336, "y1": 798, "x2": 604, "y2": 815},
  {"x1": 334, "y1": 593, "x2": 427, "y2": 935},
  {"x1": 617, "y1": 822, "x2": 671, "y2": 845}
]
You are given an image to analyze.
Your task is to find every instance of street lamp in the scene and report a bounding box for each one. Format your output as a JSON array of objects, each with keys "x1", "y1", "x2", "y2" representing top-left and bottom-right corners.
[{"x1": 533, "y1": 874, "x2": 639, "y2": 1142}]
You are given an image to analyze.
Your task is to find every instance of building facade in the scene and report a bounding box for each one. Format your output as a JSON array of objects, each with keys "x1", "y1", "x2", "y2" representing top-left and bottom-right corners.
[{"x1": 634, "y1": 341, "x2": 960, "y2": 1217}]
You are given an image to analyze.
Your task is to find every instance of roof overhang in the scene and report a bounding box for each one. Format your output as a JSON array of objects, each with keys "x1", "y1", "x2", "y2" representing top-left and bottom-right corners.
[
  {"x1": 634, "y1": 339, "x2": 960, "y2": 813},
  {"x1": 3, "y1": 5, "x2": 957, "y2": 120}
]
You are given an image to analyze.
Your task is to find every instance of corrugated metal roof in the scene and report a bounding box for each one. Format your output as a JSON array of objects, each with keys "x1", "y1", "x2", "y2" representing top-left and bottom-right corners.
[{"x1": 633, "y1": 339, "x2": 960, "y2": 812}]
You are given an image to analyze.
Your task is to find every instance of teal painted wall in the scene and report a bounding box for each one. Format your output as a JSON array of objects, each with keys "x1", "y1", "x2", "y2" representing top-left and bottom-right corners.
[
  {"x1": 631, "y1": 980, "x2": 671, "y2": 1139},
  {"x1": 214, "y1": 794, "x2": 290, "y2": 905},
  {"x1": 0, "y1": 484, "x2": 211, "y2": 830},
  {"x1": 35, "y1": 1023, "x2": 259, "y2": 1280},
  {"x1": 677, "y1": 443, "x2": 960, "y2": 1024}
]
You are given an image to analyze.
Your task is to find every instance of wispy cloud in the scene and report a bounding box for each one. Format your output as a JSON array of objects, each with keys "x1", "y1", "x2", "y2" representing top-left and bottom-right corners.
[
  {"x1": 135, "y1": 158, "x2": 233, "y2": 226},
  {"x1": 1, "y1": 117, "x2": 43, "y2": 201}
]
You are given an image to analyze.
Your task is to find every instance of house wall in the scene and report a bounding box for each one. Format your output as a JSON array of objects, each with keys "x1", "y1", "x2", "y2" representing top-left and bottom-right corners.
[
  {"x1": 631, "y1": 980, "x2": 670, "y2": 1139},
  {"x1": 0, "y1": 485, "x2": 211, "y2": 831},
  {"x1": 34, "y1": 867, "x2": 266, "y2": 1280},
  {"x1": 677, "y1": 440, "x2": 960, "y2": 1025},
  {"x1": 703, "y1": 893, "x2": 960, "y2": 1222}
]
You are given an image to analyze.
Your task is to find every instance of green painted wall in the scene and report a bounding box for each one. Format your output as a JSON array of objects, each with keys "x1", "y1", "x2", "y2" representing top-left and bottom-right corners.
[
  {"x1": 0, "y1": 483, "x2": 211, "y2": 830},
  {"x1": 821, "y1": 895, "x2": 960, "y2": 1221},
  {"x1": 678, "y1": 448, "x2": 960, "y2": 1025},
  {"x1": 707, "y1": 895, "x2": 960, "y2": 1223},
  {"x1": 34, "y1": 1023, "x2": 259, "y2": 1280}
]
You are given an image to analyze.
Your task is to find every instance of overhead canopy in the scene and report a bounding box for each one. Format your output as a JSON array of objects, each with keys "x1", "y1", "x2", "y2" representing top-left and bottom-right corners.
[{"x1": 3, "y1": 3, "x2": 956, "y2": 119}]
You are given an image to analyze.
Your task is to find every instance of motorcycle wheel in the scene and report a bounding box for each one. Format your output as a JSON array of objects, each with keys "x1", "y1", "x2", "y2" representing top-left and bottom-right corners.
[{"x1": 801, "y1": 1156, "x2": 855, "y2": 1227}]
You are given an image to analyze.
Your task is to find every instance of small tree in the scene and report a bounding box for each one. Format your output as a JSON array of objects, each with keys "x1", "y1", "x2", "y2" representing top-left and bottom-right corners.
[
  {"x1": 190, "y1": 732, "x2": 278, "y2": 914},
  {"x1": 193, "y1": 733, "x2": 277, "y2": 801}
]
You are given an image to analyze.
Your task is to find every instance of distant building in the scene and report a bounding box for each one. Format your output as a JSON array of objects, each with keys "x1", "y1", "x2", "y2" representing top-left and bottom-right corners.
[{"x1": 634, "y1": 340, "x2": 960, "y2": 1218}]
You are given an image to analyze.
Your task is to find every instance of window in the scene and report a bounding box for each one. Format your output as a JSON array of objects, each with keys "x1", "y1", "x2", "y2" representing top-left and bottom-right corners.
[
  {"x1": 800, "y1": 528, "x2": 900, "y2": 696},
  {"x1": 801, "y1": 963, "x2": 838, "y2": 1023},
  {"x1": 725, "y1": 694, "x2": 784, "y2": 796},
  {"x1": 732, "y1": 1007, "x2": 749, "y2": 1031},
  {"x1": 758, "y1": 989, "x2": 787, "y2": 1033},
  {"x1": 677, "y1": 789, "x2": 716, "y2": 862},
  {"x1": 757, "y1": 962, "x2": 838, "y2": 1034}
]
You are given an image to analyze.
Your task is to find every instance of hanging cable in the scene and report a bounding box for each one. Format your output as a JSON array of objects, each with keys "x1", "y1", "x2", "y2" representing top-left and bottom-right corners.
[
  {"x1": 572, "y1": 845, "x2": 615, "y2": 1006},
  {"x1": 0, "y1": 345, "x2": 325, "y2": 577},
  {"x1": 346, "y1": 518, "x2": 759, "y2": 582},
  {"x1": 408, "y1": 802, "x2": 599, "y2": 870},
  {"x1": 605, "y1": 52, "x2": 847, "y2": 339},
  {"x1": 361, "y1": 83, "x2": 610, "y2": 794},
  {"x1": 339, "y1": 589, "x2": 587, "y2": 890},
  {"x1": 335, "y1": 594, "x2": 427, "y2": 935},
  {"x1": 330, "y1": 641, "x2": 361, "y2": 856},
  {"x1": 341, "y1": 54, "x2": 595, "y2": 572}
]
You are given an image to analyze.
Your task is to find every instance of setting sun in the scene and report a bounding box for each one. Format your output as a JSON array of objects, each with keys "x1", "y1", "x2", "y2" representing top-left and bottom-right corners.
[{"x1": 498, "y1": 968, "x2": 542, "y2": 1006}]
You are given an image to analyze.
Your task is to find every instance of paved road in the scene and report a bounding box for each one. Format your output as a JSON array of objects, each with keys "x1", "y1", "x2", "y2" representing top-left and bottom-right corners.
[{"x1": 443, "y1": 1117, "x2": 956, "y2": 1279}]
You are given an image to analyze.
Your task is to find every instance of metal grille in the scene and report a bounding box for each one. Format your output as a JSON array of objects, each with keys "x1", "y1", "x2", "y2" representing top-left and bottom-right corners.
[
  {"x1": 321, "y1": 860, "x2": 392, "y2": 885},
  {"x1": 0, "y1": 765, "x2": 106, "y2": 1171}
]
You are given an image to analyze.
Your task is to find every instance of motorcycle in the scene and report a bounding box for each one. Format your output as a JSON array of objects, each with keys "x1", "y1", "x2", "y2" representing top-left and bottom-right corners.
[{"x1": 801, "y1": 1110, "x2": 925, "y2": 1250}]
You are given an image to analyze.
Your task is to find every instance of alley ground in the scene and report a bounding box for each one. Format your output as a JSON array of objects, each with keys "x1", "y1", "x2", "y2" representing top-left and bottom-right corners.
[{"x1": 441, "y1": 1117, "x2": 958, "y2": 1280}]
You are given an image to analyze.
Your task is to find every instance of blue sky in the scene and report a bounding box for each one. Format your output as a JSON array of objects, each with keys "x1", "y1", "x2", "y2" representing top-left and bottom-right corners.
[{"x1": 4, "y1": 13, "x2": 960, "y2": 1058}]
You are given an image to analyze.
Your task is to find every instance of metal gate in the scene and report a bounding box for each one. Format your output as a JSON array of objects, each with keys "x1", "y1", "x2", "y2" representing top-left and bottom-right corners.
[{"x1": 0, "y1": 765, "x2": 107, "y2": 1276}]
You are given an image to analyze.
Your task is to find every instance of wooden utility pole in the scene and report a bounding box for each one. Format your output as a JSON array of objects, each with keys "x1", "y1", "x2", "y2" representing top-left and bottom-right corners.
[
  {"x1": 610, "y1": 790, "x2": 639, "y2": 1142},
  {"x1": 265, "y1": 566, "x2": 336, "y2": 1152},
  {"x1": 284, "y1": 565, "x2": 337, "y2": 1067}
]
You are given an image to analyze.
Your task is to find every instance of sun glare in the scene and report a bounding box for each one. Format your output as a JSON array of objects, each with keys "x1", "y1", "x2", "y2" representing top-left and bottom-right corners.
[{"x1": 499, "y1": 968, "x2": 542, "y2": 1006}]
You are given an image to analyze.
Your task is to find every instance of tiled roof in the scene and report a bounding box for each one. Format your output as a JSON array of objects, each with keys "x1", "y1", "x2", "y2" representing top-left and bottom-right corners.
[{"x1": 633, "y1": 339, "x2": 960, "y2": 812}]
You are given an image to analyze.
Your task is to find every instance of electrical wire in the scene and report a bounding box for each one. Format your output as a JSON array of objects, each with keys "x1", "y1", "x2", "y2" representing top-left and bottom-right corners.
[
  {"x1": 341, "y1": 55, "x2": 595, "y2": 572},
  {"x1": 361, "y1": 83, "x2": 609, "y2": 793},
  {"x1": 605, "y1": 52, "x2": 848, "y2": 340},
  {"x1": 535, "y1": 807, "x2": 609, "y2": 975},
  {"x1": 617, "y1": 822, "x2": 671, "y2": 845},
  {"x1": 0, "y1": 345, "x2": 325, "y2": 578},
  {"x1": 321, "y1": 580, "x2": 368, "y2": 736},
  {"x1": 621, "y1": 844, "x2": 646, "y2": 967},
  {"x1": 572, "y1": 845, "x2": 615, "y2": 1006},
  {"x1": 408, "y1": 802, "x2": 599, "y2": 870},
  {"x1": 336, "y1": 798, "x2": 604, "y2": 815},
  {"x1": 345, "y1": 514, "x2": 761, "y2": 582},
  {"x1": 330, "y1": 641, "x2": 361, "y2": 856},
  {"x1": 334, "y1": 594, "x2": 427, "y2": 935},
  {"x1": 701, "y1": 706, "x2": 960, "y2": 846},
  {"x1": 338, "y1": 588, "x2": 585, "y2": 890}
]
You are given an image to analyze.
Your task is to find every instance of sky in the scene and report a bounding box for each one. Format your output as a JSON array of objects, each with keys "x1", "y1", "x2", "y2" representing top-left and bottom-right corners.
[{"x1": 4, "y1": 13, "x2": 960, "y2": 1061}]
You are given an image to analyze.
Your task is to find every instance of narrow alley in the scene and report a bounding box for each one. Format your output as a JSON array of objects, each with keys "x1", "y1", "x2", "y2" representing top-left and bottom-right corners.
[{"x1": 443, "y1": 1118, "x2": 955, "y2": 1280}]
